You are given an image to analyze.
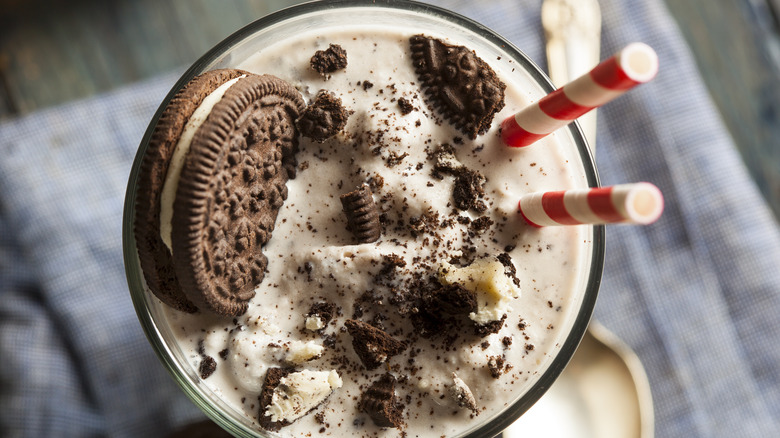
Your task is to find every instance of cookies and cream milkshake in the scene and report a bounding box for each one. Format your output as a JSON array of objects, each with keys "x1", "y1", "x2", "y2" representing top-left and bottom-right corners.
[{"x1": 127, "y1": 3, "x2": 601, "y2": 437}]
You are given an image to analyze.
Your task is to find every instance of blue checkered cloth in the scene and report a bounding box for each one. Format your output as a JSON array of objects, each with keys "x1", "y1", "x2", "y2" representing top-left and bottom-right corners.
[{"x1": 1, "y1": 0, "x2": 779, "y2": 436}]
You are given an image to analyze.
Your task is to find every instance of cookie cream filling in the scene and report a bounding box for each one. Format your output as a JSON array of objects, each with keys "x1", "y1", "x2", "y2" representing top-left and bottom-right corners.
[
  {"x1": 266, "y1": 370, "x2": 343, "y2": 423},
  {"x1": 159, "y1": 75, "x2": 246, "y2": 251}
]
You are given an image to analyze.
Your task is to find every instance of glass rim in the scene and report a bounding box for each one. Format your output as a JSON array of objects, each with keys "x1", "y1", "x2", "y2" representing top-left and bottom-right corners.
[{"x1": 122, "y1": 1, "x2": 605, "y2": 437}]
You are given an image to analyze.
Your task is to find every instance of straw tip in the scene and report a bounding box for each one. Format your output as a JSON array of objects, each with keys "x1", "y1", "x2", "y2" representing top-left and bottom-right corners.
[
  {"x1": 619, "y1": 42, "x2": 659, "y2": 83},
  {"x1": 625, "y1": 182, "x2": 664, "y2": 224}
]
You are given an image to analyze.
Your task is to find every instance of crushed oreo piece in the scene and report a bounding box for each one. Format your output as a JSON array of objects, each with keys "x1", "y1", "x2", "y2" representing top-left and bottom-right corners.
[
  {"x1": 362, "y1": 80, "x2": 374, "y2": 90},
  {"x1": 340, "y1": 184, "x2": 381, "y2": 243},
  {"x1": 408, "y1": 208, "x2": 439, "y2": 238},
  {"x1": 298, "y1": 91, "x2": 351, "y2": 142},
  {"x1": 410, "y1": 34, "x2": 506, "y2": 139},
  {"x1": 397, "y1": 97, "x2": 414, "y2": 115},
  {"x1": 450, "y1": 373, "x2": 478, "y2": 413},
  {"x1": 258, "y1": 367, "x2": 293, "y2": 431},
  {"x1": 306, "y1": 302, "x2": 337, "y2": 330},
  {"x1": 487, "y1": 356, "x2": 505, "y2": 378},
  {"x1": 421, "y1": 280, "x2": 477, "y2": 317},
  {"x1": 310, "y1": 44, "x2": 348, "y2": 75},
  {"x1": 199, "y1": 356, "x2": 217, "y2": 379},
  {"x1": 345, "y1": 319, "x2": 407, "y2": 370},
  {"x1": 452, "y1": 168, "x2": 486, "y2": 211},
  {"x1": 374, "y1": 253, "x2": 407, "y2": 287},
  {"x1": 496, "y1": 253, "x2": 522, "y2": 288},
  {"x1": 429, "y1": 143, "x2": 461, "y2": 175},
  {"x1": 474, "y1": 315, "x2": 507, "y2": 337},
  {"x1": 470, "y1": 216, "x2": 494, "y2": 234},
  {"x1": 359, "y1": 374, "x2": 404, "y2": 428}
]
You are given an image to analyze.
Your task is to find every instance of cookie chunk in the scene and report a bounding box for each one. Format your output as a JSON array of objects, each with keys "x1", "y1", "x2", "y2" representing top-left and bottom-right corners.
[
  {"x1": 340, "y1": 184, "x2": 381, "y2": 243},
  {"x1": 310, "y1": 44, "x2": 348, "y2": 75},
  {"x1": 258, "y1": 367, "x2": 293, "y2": 431},
  {"x1": 297, "y1": 91, "x2": 351, "y2": 142},
  {"x1": 359, "y1": 374, "x2": 404, "y2": 428},
  {"x1": 344, "y1": 319, "x2": 406, "y2": 370},
  {"x1": 305, "y1": 302, "x2": 337, "y2": 331},
  {"x1": 259, "y1": 368, "x2": 343, "y2": 431},
  {"x1": 410, "y1": 35, "x2": 506, "y2": 139},
  {"x1": 452, "y1": 167, "x2": 487, "y2": 212}
]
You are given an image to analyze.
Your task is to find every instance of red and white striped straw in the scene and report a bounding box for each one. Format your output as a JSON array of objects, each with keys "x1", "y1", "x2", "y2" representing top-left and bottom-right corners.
[
  {"x1": 518, "y1": 182, "x2": 664, "y2": 227},
  {"x1": 502, "y1": 43, "x2": 659, "y2": 148}
]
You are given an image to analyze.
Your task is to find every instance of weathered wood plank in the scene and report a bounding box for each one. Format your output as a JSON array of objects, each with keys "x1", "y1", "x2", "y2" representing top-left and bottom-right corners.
[{"x1": 0, "y1": 0, "x2": 304, "y2": 117}]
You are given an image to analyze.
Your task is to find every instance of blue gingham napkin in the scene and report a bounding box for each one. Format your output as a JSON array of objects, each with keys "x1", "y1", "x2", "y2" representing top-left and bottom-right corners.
[{"x1": 1, "y1": 0, "x2": 778, "y2": 436}]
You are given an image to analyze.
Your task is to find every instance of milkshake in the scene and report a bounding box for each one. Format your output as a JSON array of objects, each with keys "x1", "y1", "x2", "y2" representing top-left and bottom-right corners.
[{"x1": 123, "y1": 2, "x2": 603, "y2": 437}]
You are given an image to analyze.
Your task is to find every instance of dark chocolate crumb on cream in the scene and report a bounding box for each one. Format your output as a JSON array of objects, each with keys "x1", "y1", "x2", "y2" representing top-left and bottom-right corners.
[
  {"x1": 305, "y1": 302, "x2": 337, "y2": 330},
  {"x1": 452, "y1": 168, "x2": 487, "y2": 211},
  {"x1": 310, "y1": 44, "x2": 348, "y2": 75},
  {"x1": 199, "y1": 356, "x2": 217, "y2": 379},
  {"x1": 359, "y1": 374, "x2": 404, "y2": 428},
  {"x1": 297, "y1": 91, "x2": 351, "y2": 142},
  {"x1": 397, "y1": 97, "x2": 415, "y2": 115},
  {"x1": 345, "y1": 319, "x2": 407, "y2": 370}
]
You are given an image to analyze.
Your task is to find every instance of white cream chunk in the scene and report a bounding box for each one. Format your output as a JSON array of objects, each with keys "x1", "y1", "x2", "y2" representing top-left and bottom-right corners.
[
  {"x1": 439, "y1": 257, "x2": 521, "y2": 325},
  {"x1": 284, "y1": 340, "x2": 324, "y2": 364},
  {"x1": 159, "y1": 75, "x2": 246, "y2": 251},
  {"x1": 305, "y1": 315, "x2": 325, "y2": 331},
  {"x1": 265, "y1": 370, "x2": 343, "y2": 423},
  {"x1": 227, "y1": 316, "x2": 284, "y2": 394}
]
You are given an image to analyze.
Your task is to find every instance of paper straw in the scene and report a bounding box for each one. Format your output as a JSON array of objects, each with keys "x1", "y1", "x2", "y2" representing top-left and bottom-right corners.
[
  {"x1": 518, "y1": 183, "x2": 664, "y2": 227},
  {"x1": 502, "y1": 43, "x2": 659, "y2": 148}
]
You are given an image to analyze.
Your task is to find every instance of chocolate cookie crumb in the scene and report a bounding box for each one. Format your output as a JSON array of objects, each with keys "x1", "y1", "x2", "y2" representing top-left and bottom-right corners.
[
  {"x1": 340, "y1": 184, "x2": 381, "y2": 243},
  {"x1": 474, "y1": 315, "x2": 506, "y2": 337},
  {"x1": 310, "y1": 44, "x2": 348, "y2": 75},
  {"x1": 487, "y1": 356, "x2": 505, "y2": 378},
  {"x1": 199, "y1": 356, "x2": 217, "y2": 379},
  {"x1": 496, "y1": 253, "x2": 521, "y2": 288},
  {"x1": 306, "y1": 302, "x2": 337, "y2": 328},
  {"x1": 429, "y1": 143, "x2": 461, "y2": 175},
  {"x1": 452, "y1": 168, "x2": 486, "y2": 211},
  {"x1": 397, "y1": 97, "x2": 414, "y2": 115},
  {"x1": 258, "y1": 368, "x2": 293, "y2": 431},
  {"x1": 362, "y1": 80, "x2": 374, "y2": 90},
  {"x1": 345, "y1": 319, "x2": 407, "y2": 370},
  {"x1": 470, "y1": 216, "x2": 494, "y2": 234},
  {"x1": 421, "y1": 281, "x2": 477, "y2": 317},
  {"x1": 359, "y1": 374, "x2": 404, "y2": 428},
  {"x1": 298, "y1": 91, "x2": 351, "y2": 142}
]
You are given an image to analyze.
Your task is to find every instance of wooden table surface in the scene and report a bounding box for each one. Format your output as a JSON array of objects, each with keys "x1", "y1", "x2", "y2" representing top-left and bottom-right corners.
[{"x1": 2, "y1": 0, "x2": 779, "y2": 220}]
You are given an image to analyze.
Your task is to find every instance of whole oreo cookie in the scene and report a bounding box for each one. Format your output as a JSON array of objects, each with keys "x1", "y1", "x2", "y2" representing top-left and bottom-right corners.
[
  {"x1": 134, "y1": 69, "x2": 305, "y2": 317},
  {"x1": 410, "y1": 35, "x2": 506, "y2": 139}
]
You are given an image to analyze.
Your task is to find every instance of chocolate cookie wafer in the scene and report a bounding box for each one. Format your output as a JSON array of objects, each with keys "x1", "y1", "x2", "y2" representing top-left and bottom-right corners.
[
  {"x1": 135, "y1": 69, "x2": 248, "y2": 313},
  {"x1": 134, "y1": 69, "x2": 305, "y2": 317},
  {"x1": 171, "y1": 74, "x2": 305, "y2": 316},
  {"x1": 410, "y1": 35, "x2": 506, "y2": 139}
]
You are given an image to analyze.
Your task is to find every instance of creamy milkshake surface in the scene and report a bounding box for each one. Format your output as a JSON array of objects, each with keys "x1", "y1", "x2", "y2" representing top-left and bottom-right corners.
[{"x1": 157, "y1": 22, "x2": 593, "y2": 438}]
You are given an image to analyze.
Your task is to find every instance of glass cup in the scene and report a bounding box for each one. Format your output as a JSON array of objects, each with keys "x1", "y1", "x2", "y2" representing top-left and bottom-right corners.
[{"x1": 123, "y1": 1, "x2": 604, "y2": 437}]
